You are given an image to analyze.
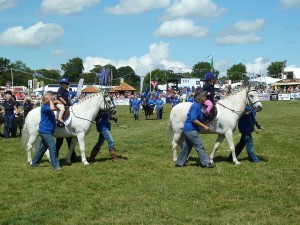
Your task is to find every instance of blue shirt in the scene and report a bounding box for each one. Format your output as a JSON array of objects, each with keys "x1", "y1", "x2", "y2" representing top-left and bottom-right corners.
[
  {"x1": 132, "y1": 98, "x2": 143, "y2": 110},
  {"x1": 3, "y1": 100, "x2": 16, "y2": 116},
  {"x1": 183, "y1": 102, "x2": 204, "y2": 132},
  {"x1": 143, "y1": 92, "x2": 151, "y2": 101},
  {"x1": 147, "y1": 99, "x2": 156, "y2": 109},
  {"x1": 202, "y1": 82, "x2": 215, "y2": 101},
  {"x1": 186, "y1": 97, "x2": 194, "y2": 103},
  {"x1": 155, "y1": 99, "x2": 164, "y2": 109},
  {"x1": 238, "y1": 106, "x2": 256, "y2": 133},
  {"x1": 57, "y1": 87, "x2": 70, "y2": 106},
  {"x1": 38, "y1": 104, "x2": 56, "y2": 134},
  {"x1": 96, "y1": 113, "x2": 111, "y2": 132},
  {"x1": 172, "y1": 98, "x2": 180, "y2": 107}
]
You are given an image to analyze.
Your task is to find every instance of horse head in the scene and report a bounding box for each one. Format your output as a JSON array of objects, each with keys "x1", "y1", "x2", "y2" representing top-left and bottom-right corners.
[
  {"x1": 102, "y1": 91, "x2": 116, "y2": 115},
  {"x1": 246, "y1": 85, "x2": 263, "y2": 112}
]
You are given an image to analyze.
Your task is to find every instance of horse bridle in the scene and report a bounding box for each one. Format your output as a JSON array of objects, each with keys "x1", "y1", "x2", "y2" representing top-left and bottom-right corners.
[
  {"x1": 70, "y1": 93, "x2": 116, "y2": 124},
  {"x1": 246, "y1": 89, "x2": 260, "y2": 106},
  {"x1": 218, "y1": 89, "x2": 259, "y2": 115}
]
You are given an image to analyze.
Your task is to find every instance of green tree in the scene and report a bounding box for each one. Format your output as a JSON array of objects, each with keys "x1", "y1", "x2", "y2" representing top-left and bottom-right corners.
[
  {"x1": 267, "y1": 61, "x2": 284, "y2": 78},
  {"x1": 116, "y1": 66, "x2": 140, "y2": 89},
  {"x1": 191, "y1": 62, "x2": 212, "y2": 79},
  {"x1": 227, "y1": 63, "x2": 247, "y2": 81},
  {"x1": 35, "y1": 69, "x2": 61, "y2": 85},
  {"x1": 61, "y1": 57, "x2": 84, "y2": 83}
]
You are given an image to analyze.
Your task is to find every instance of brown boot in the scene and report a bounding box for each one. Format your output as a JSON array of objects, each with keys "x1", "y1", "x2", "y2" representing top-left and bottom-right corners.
[
  {"x1": 90, "y1": 147, "x2": 100, "y2": 162},
  {"x1": 109, "y1": 148, "x2": 118, "y2": 162}
]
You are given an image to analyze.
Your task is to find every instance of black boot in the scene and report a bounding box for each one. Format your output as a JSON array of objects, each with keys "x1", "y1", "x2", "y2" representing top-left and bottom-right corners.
[{"x1": 90, "y1": 146, "x2": 100, "y2": 162}]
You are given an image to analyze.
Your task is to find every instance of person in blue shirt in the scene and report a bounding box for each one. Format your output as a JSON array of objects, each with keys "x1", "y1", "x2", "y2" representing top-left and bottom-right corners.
[
  {"x1": 129, "y1": 95, "x2": 134, "y2": 114},
  {"x1": 186, "y1": 93, "x2": 194, "y2": 103},
  {"x1": 31, "y1": 93, "x2": 61, "y2": 170},
  {"x1": 229, "y1": 106, "x2": 261, "y2": 162},
  {"x1": 90, "y1": 112, "x2": 118, "y2": 162},
  {"x1": 155, "y1": 95, "x2": 164, "y2": 120},
  {"x1": 146, "y1": 95, "x2": 156, "y2": 120},
  {"x1": 143, "y1": 87, "x2": 151, "y2": 103},
  {"x1": 176, "y1": 92, "x2": 215, "y2": 168},
  {"x1": 131, "y1": 95, "x2": 143, "y2": 121},
  {"x1": 171, "y1": 95, "x2": 180, "y2": 108}
]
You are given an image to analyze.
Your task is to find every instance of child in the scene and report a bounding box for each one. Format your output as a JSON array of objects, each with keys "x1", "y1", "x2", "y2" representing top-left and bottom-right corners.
[
  {"x1": 229, "y1": 105, "x2": 261, "y2": 162},
  {"x1": 202, "y1": 72, "x2": 216, "y2": 117},
  {"x1": 31, "y1": 93, "x2": 61, "y2": 170},
  {"x1": 55, "y1": 77, "x2": 70, "y2": 127},
  {"x1": 132, "y1": 95, "x2": 143, "y2": 121}
]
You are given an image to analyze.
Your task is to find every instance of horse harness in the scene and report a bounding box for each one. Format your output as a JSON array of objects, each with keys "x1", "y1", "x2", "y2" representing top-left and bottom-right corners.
[{"x1": 217, "y1": 89, "x2": 258, "y2": 116}]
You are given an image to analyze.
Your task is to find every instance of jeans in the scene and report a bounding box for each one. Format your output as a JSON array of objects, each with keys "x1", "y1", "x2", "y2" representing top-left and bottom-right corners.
[
  {"x1": 229, "y1": 132, "x2": 260, "y2": 162},
  {"x1": 133, "y1": 109, "x2": 139, "y2": 120},
  {"x1": 156, "y1": 108, "x2": 163, "y2": 120},
  {"x1": 93, "y1": 130, "x2": 114, "y2": 151},
  {"x1": 4, "y1": 114, "x2": 15, "y2": 138},
  {"x1": 32, "y1": 133, "x2": 61, "y2": 169},
  {"x1": 176, "y1": 130, "x2": 211, "y2": 167}
]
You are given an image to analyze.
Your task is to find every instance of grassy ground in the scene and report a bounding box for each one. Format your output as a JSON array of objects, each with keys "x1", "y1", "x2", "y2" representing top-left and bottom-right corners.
[{"x1": 0, "y1": 101, "x2": 299, "y2": 224}]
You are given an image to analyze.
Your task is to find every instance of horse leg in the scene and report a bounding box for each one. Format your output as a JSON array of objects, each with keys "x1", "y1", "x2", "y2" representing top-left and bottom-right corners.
[
  {"x1": 66, "y1": 138, "x2": 78, "y2": 165},
  {"x1": 172, "y1": 132, "x2": 183, "y2": 162},
  {"x1": 76, "y1": 133, "x2": 89, "y2": 165},
  {"x1": 26, "y1": 134, "x2": 38, "y2": 163},
  {"x1": 225, "y1": 132, "x2": 241, "y2": 165},
  {"x1": 209, "y1": 134, "x2": 225, "y2": 163}
]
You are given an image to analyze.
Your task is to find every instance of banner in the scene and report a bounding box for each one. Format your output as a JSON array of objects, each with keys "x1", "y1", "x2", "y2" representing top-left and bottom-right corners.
[
  {"x1": 270, "y1": 94, "x2": 278, "y2": 101},
  {"x1": 28, "y1": 80, "x2": 32, "y2": 89}
]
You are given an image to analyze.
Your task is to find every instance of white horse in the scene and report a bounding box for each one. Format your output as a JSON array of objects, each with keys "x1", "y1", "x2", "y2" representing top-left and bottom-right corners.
[
  {"x1": 21, "y1": 92, "x2": 116, "y2": 165},
  {"x1": 167, "y1": 85, "x2": 263, "y2": 165}
]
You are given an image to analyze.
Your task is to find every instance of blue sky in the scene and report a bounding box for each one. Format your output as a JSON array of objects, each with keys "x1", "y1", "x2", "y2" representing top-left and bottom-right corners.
[{"x1": 0, "y1": 0, "x2": 300, "y2": 77}]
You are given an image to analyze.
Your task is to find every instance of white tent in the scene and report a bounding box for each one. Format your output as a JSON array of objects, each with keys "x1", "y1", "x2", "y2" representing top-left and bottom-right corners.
[{"x1": 250, "y1": 76, "x2": 280, "y2": 85}]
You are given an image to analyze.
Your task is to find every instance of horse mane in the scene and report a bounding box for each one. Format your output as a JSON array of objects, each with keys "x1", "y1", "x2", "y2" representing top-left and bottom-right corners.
[
  {"x1": 220, "y1": 86, "x2": 248, "y2": 103},
  {"x1": 77, "y1": 93, "x2": 102, "y2": 105}
]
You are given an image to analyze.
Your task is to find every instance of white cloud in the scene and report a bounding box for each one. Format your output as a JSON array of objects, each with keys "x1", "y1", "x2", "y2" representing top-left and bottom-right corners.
[
  {"x1": 40, "y1": 0, "x2": 101, "y2": 15},
  {"x1": 104, "y1": 0, "x2": 170, "y2": 15},
  {"x1": 83, "y1": 42, "x2": 191, "y2": 76},
  {"x1": 216, "y1": 33, "x2": 262, "y2": 45},
  {"x1": 161, "y1": 0, "x2": 227, "y2": 20},
  {"x1": 245, "y1": 57, "x2": 270, "y2": 75},
  {"x1": 216, "y1": 19, "x2": 265, "y2": 45},
  {"x1": 280, "y1": 0, "x2": 300, "y2": 9},
  {"x1": 233, "y1": 19, "x2": 265, "y2": 33},
  {"x1": 0, "y1": 0, "x2": 18, "y2": 12},
  {"x1": 51, "y1": 49, "x2": 67, "y2": 57},
  {"x1": 154, "y1": 19, "x2": 209, "y2": 38},
  {"x1": 0, "y1": 22, "x2": 64, "y2": 47}
]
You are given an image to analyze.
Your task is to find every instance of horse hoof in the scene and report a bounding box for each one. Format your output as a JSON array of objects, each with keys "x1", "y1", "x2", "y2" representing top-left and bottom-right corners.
[
  {"x1": 83, "y1": 161, "x2": 89, "y2": 165},
  {"x1": 234, "y1": 161, "x2": 241, "y2": 165},
  {"x1": 65, "y1": 160, "x2": 72, "y2": 166},
  {"x1": 210, "y1": 159, "x2": 214, "y2": 163}
]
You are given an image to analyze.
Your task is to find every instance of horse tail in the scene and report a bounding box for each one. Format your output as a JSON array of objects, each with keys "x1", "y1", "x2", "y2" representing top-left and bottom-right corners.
[
  {"x1": 166, "y1": 118, "x2": 174, "y2": 141},
  {"x1": 21, "y1": 121, "x2": 29, "y2": 150}
]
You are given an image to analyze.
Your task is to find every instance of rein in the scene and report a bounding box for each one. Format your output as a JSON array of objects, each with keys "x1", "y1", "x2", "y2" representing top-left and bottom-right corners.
[
  {"x1": 217, "y1": 89, "x2": 258, "y2": 116},
  {"x1": 70, "y1": 93, "x2": 115, "y2": 124}
]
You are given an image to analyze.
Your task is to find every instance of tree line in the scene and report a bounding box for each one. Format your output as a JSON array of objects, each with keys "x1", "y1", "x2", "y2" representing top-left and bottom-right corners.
[{"x1": 0, "y1": 57, "x2": 286, "y2": 90}]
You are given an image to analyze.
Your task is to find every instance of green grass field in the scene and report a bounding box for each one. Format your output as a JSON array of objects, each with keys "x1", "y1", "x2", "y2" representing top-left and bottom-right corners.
[{"x1": 0, "y1": 101, "x2": 299, "y2": 225}]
